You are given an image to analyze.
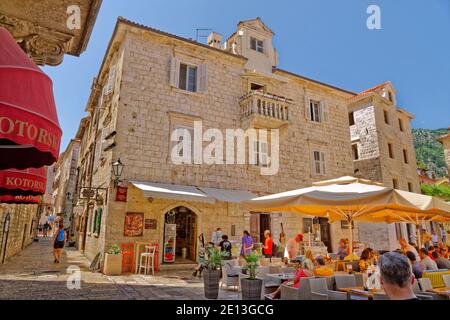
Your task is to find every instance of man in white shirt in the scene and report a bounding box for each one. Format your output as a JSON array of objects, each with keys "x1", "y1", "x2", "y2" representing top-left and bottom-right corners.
[
  {"x1": 419, "y1": 248, "x2": 438, "y2": 271},
  {"x1": 211, "y1": 228, "x2": 223, "y2": 246},
  {"x1": 399, "y1": 238, "x2": 420, "y2": 261}
]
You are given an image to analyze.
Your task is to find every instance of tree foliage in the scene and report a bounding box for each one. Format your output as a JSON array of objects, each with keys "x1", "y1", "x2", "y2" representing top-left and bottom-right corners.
[{"x1": 420, "y1": 183, "x2": 450, "y2": 202}]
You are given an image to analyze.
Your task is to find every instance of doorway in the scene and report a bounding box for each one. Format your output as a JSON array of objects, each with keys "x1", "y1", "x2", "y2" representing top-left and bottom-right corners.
[
  {"x1": 250, "y1": 213, "x2": 271, "y2": 243},
  {"x1": 163, "y1": 206, "x2": 197, "y2": 264},
  {"x1": 318, "y1": 218, "x2": 332, "y2": 253}
]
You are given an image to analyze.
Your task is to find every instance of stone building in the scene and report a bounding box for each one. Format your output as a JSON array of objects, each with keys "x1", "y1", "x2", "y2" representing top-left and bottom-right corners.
[
  {"x1": 51, "y1": 139, "x2": 80, "y2": 234},
  {"x1": 348, "y1": 82, "x2": 421, "y2": 248},
  {"x1": 438, "y1": 132, "x2": 450, "y2": 179},
  {"x1": 72, "y1": 17, "x2": 421, "y2": 266}
]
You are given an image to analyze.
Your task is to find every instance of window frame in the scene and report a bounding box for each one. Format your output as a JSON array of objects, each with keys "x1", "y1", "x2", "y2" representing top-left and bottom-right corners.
[
  {"x1": 351, "y1": 143, "x2": 359, "y2": 160},
  {"x1": 388, "y1": 143, "x2": 394, "y2": 159},
  {"x1": 312, "y1": 150, "x2": 326, "y2": 176},
  {"x1": 349, "y1": 112, "x2": 355, "y2": 126},
  {"x1": 392, "y1": 178, "x2": 399, "y2": 189},
  {"x1": 250, "y1": 37, "x2": 264, "y2": 53},
  {"x1": 398, "y1": 118, "x2": 404, "y2": 132},
  {"x1": 384, "y1": 110, "x2": 390, "y2": 125},
  {"x1": 403, "y1": 149, "x2": 409, "y2": 164},
  {"x1": 310, "y1": 100, "x2": 322, "y2": 123},
  {"x1": 178, "y1": 63, "x2": 198, "y2": 93}
]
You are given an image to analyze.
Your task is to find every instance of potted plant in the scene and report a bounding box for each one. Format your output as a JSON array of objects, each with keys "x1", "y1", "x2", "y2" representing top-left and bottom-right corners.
[
  {"x1": 103, "y1": 244, "x2": 122, "y2": 275},
  {"x1": 203, "y1": 246, "x2": 225, "y2": 299},
  {"x1": 240, "y1": 252, "x2": 263, "y2": 300}
]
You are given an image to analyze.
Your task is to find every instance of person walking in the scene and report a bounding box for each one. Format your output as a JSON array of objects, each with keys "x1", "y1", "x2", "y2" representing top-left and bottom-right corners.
[
  {"x1": 53, "y1": 222, "x2": 66, "y2": 263},
  {"x1": 43, "y1": 222, "x2": 50, "y2": 237},
  {"x1": 241, "y1": 230, "x2": 254, "y2": 256},
  {"x1": 263, "y1": 230, "x2": 273, "y2": 258}
]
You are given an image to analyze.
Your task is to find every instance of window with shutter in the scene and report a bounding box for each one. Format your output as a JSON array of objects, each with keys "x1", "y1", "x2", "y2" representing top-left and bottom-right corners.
[
  {"x1": 310, "y1": 100, "x2": 322, "y2": 123},
  {"x1": 312, "y1": 150, "x2": 326, "y2": 175},
  {"x1": 304, "y1": 97, "x2": 312, "y2": 120},
  {"x1": 197, "y1": 64, "x2": 208, "y2": 92},
  {"x1": 169, "y1": 57, "x2": 180, "y2": 87},
  {"x1": 105, "y1": 65, "x2": 116, "y2": 95},
  {"x1": 259, "y1": 141, "x2": 269, "y2": 168}
]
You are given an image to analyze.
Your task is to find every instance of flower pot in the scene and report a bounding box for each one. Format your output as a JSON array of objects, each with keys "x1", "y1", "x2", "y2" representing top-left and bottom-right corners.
[
  {"x1": 203, "y1": 269, "x2": 221, "y2": 299},
  {"x1": 241, "y1": 278, "x2": 263, "y2": 300},
  {"x1": 103, "y1": 253, "x2": 122, "y2": 275}
]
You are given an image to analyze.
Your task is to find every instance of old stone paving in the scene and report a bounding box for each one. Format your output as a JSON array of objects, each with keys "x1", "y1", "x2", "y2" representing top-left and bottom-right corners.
[{"x1": 0, "y1": 238, "x2": 236, "y2": 300}]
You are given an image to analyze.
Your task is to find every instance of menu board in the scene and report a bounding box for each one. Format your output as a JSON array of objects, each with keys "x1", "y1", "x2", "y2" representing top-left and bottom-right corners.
[{"x1": 124, "y1": 212, "x2": 144, "y2": 237}]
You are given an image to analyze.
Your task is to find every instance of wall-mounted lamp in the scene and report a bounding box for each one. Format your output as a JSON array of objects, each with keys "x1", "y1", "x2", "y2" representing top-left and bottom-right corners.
[{"x1": 111, "y1": 158, "x2": 125, "y2": 187}]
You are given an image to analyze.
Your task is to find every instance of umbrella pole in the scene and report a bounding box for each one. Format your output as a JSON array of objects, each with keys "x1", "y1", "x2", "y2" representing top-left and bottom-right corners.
[
  {"x1": 349, "y1": 218, "x2": 353, "y2": 255},
  {"x1": 416, "y1": 224, "x2": 421, "y2": 249}
]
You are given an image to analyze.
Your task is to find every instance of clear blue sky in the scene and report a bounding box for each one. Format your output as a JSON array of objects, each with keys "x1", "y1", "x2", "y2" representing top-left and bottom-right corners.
[{"x1": 43, "y1": 0, "x2": 450, "y2": 151}]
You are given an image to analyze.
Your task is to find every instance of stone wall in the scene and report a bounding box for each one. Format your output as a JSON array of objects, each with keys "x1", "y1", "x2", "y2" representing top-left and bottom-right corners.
[{"x1": 0, "y1": 204, "x2": 37, "y2": 263}]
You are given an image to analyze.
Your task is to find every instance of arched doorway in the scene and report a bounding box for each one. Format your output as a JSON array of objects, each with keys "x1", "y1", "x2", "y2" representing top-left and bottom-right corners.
[{"x1": 163, "y1": 206, "x2": 197, "y2": 264}]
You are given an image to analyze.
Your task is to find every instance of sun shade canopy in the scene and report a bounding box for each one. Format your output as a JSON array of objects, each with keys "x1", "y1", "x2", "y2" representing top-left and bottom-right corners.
[
  {"x1": 0, "y1": 167, "x2": 47, "y2": 196},
  {"x1": 130, "y1": 181, "x2": 256, "y2": 204},
  {"x1": 0, "y1": 27, "x2": 62, "y2": 170}
]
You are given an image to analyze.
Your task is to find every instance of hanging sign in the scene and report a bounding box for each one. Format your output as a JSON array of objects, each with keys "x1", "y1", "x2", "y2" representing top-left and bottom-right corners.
[{"x1": 115, "y1": 186, "x2": 128, "y2": 202}]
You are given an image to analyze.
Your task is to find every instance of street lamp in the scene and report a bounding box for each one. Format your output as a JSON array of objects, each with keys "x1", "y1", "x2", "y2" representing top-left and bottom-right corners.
[{"x1": 111, "y1": 158, "x2": 125, "y2": 187}]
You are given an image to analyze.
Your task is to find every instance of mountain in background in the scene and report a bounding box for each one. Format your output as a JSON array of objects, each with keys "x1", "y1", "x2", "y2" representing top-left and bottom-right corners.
[{"x1": 413, "y1": 128, "x2": 449, "y2": 178}]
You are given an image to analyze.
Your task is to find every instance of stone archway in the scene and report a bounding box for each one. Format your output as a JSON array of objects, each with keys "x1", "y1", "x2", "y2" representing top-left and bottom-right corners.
[{"x1": 162, "y1": 206, "x2": 198, "y2": 264}]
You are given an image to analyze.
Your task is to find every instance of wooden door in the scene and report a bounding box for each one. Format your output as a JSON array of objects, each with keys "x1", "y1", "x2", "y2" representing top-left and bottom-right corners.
[
  {"x1": 187, "y1": 212, "x2": 196, "y2": 261},
  {"x1": 319, "y1": 218, "x2": 332, "y2": 253},
  {"x1": 260, "y1": 214, "x2": 271, "y2": 243},
  {"x1": 250, "y1": 214, "x2": 260, "y2": 242}
]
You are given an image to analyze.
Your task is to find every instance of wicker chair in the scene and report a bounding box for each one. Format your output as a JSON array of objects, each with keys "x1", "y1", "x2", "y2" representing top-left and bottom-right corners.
[
  {"x1": 280, "y1": 284, "x2": 298, "y2": 300},
  {"x1": 327, "y1": 290, "x2": 348, "y2": 300},
  {"x1": 335, "y1": 274, "x2": 356, "y2": 290},
  {"x1": 309, "y1": 278, "x2": 328, "y2": 300}
]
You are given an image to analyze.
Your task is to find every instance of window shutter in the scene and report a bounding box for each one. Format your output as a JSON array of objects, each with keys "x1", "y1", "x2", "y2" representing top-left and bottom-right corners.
[
  {"x1": 321, "y1": 100, "x2": 329, "y2": 123},
  {"x1": 320, "y1": 151, "x2": 326, "y2": 175},
  {"x1": 311, "y1": 151, "x2": 317, "y2": 175},
  {"x1": 304, "y1": 96, "x2": 311, "y2": 120},
  {"x1": 260, "y1": 141, "x2": 268, "y2": 167},
  {"x1": 198, "y1": 64, "x2": 208, "y2": 93},
  {"x1": 251, "y1": 141, "x2": 259, "y2": 165},
  {"x1": 105, "y1": 65, "x2": 116, "y2": 95},
  {"x1": 169, "y1": 57, "x2": 180, "y2": 87},
  {"x1": 263, "y1": 39, "x2": 269, "y2": 56}
]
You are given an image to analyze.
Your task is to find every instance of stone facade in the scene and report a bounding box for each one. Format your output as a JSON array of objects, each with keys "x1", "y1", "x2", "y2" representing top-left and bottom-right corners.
[
  {"x1": 0, "y1": 0, "x2": 102, "y2": 65},
  {"x1": 0, "y1": 204, "x2": 37, "y2": 263},
  {"x1": 51, "y1": 139, "x2": 80, "y2": 233},
  {"x1": 71, "y1": 18, "x2": 423, "y2": 264},
  {"x1": 438, "y1": 133, "x2": 450, "y2": 179},
  {"x1": 349, "y1": 82, "x2": 421, "y2": 248}
]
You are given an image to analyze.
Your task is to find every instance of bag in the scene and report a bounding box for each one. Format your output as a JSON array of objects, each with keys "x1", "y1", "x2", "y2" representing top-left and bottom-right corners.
[
  {"x1": 57, "y1": 229, "x2": 65, "y2": 242},
  {"x1": 271, "y1": 243, "x2": 278, "y2": 257}
]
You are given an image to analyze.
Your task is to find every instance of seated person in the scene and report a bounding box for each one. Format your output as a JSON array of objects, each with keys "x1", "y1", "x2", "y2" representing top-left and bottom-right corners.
[
  {"x1": 301, "y1": 250, "x2": 315, "y2": 271},
  {"x1": 313, "y1": 256, "x2": 334, "y2": 276},
  {"x1": 406, "y1": 251, "x2": 424, "y2": 279},
  {"x1": 358, "y1": 248, "x2": 372, "y2": 273},
  {"x1": 419, "y1": 248, "x2": 438, "y2": 271},
  {"x1": 428, "y1": 246, "x2": 436, "y2": 260},
  {"x1": 266, "y1": 267, "x2": 312, "y2": 300},
  {"x1": 432, "y1": 251, "x2": 450, "y2": 269},
  {"x1": 336, "y1": 239, "x2": 348, "y2": 260}
]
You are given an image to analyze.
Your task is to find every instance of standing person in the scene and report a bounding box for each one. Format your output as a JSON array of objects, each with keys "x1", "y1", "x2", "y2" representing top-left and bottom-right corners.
[
  {"x1": 53, "y1": 222, "x2": 66, "y2": 264},
  {"x1": 219, "y1": 235, "x2": 232, "y2": 260},
  {"x1": 399, "y1": 238, "x2": 420, "y2": 261},
  {"x1": 43, "y1": 222, "x2": 50, "y2": 238},
  {"x1": 431, "y1": 230, "x2": 439, "y2": 247},
  {"x1": 193, "y1": 234, "x2": 207, "y2": 277},
  {"x1": 284, "y1": 234, "x2": 303, "y2": 261},
  {"x1": 379, "y1": 252, "x2": 418, "y2": 300},
  {"x1": 263, "y1": 230, "x2": 273, "y2": 258},
  {"x1": 241, "y1": 230, "x2": 254, "y2": 256},
  {"x1": 422, "y1": 229, "x2": 431, "y2": 251},
  {"x1": 211, "y1": 228, "x2": 223, "y2": 246}
]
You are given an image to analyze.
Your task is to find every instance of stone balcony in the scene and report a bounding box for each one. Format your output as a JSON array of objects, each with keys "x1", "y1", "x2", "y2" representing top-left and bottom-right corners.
[{"x1": 239, "y1": 91, "x2": 292, "y2": 129}]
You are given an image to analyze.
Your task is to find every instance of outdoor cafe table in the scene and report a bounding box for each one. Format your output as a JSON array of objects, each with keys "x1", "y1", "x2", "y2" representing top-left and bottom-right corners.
[
  {"x1": 427, "y1": 287, "x2": 450, "y2": 298},
  {"x1": 338, "y1": 286, "x2": 386, "y2": 300},
  {"x1": 267, "y1": 273, "x2": 295, "y2": 282}
]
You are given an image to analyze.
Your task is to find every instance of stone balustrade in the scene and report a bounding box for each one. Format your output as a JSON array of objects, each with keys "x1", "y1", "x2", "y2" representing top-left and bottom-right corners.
[{"x1": 240, "y1": 91, "x2": 292, "y2": 125}]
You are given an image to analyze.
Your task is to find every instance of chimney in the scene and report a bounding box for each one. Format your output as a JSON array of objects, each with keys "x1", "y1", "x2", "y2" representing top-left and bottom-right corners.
[{"x1": 207, "y1": 32, "x2": 222, "y2": 49}]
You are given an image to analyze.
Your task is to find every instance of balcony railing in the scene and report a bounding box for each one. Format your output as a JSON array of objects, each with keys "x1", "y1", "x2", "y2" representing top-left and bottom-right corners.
[{"x1": 240, "y1": 91, "x2": 292, "y2": 128}]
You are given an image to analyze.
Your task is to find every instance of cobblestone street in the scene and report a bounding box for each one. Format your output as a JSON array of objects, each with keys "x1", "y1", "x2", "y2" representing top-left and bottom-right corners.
[{"x1": 0, "y1": 238, "x2": 235, "y2": 300}]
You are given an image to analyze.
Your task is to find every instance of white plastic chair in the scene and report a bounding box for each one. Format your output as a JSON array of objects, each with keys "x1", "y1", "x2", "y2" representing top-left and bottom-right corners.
[
  {"x1": 221, "y1": 260, "x2": 239, "y2": 291},
  {"x1": 138, "y1": 245, "x2": 156, "y2": 276}
]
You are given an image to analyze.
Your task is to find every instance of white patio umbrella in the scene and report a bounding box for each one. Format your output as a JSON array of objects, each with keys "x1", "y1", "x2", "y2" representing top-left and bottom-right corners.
[{"x1": 243, "y1": 177, "x2": 450, "y2": 253}]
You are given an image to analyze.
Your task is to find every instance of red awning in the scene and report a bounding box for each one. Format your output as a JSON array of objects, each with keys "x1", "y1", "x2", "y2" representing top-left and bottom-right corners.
[
  {"x1": 0, "y1": 194, "x2": 41, "y2": 204},
  {"x1": 0, "y1": 167, "x2": 47, "y2": 196},
  {"x1": 0, "y1": 27, "x2": 62, "y2": 170}
]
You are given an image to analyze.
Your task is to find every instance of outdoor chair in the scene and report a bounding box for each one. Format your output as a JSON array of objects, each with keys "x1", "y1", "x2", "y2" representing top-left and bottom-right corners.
[
  {"x1": 418, "y1": 278, "x2": 444, "y2": 300},
  {"x1": 221, "y1": 260, "x2": 239, "y2": 291},
  {"x1": 297, "y1": 276, "x2": 315, "y2": 300},
  {"x1": 270, "y1": 257, "x2": 283, "y2": 265},
  {"x1": 354, "y1": 273, "x2": 364, "y2": 287},
  {"x1": 334, "y1": 274, "x2": 356, "y2": 290},
  {"x1": 256, "y1": 266, "x2": 270, "y2": 277},
  {"x1": 316, "y1": 275, "x2": 335, "y2": 290},
  {"x1": 280, "y1": 284, "x2": 298, "y2": 300},
  {"x1": 281, "y1": 266, "x2": 295, "y2": 274},
  {"x1": 327, "y1": 290, "x2": 348, "y2": 300},
  {"x1": 269, "y1": 265, "x2": 282, "y2": 274},
  {"x1": 259, "y1": 258, "x2": 270, "y2": 266},
  {"x1": 138, "y1": 245, "x2": 156, "y2": 276},
  {"x1": 309, "y1": 278, "x2": 329, "y2": 300},
  {"x1": 443, "y1": 274, "x2": 450, "y2": 287}
]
